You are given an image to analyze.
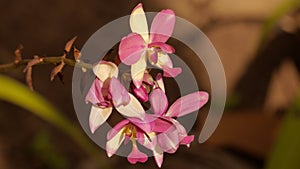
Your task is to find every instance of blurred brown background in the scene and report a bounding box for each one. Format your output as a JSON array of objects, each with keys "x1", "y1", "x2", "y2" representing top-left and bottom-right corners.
[{"x1": 1, "y1": 0, "x2": 300, "y2": 168}]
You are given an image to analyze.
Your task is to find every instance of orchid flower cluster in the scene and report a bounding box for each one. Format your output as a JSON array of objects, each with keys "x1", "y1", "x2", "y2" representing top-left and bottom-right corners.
[{"x1": 85, "y1": 3, "x2": 209, "y2": 168}]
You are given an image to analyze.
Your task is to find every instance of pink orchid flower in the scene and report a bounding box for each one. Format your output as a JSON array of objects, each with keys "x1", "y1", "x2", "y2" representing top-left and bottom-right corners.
[
  {"x1": 119, "y1": 3, "x2": 182, "y2": 89},
  {"x1": 85, "y1": 61, "x2": 144, "y2": 133},
  {"x1": 140, "y1": 88, "x2": 209, "y2": 167},
  {"x1": 114, "y1": 88, "x2": 209, "y2": 168},
  {"x1": 106, "y1": 118, "x2": 151, "y2": 164},
  {"x1": 105, "y1": 86, "x2": 208, "y2": 167}
]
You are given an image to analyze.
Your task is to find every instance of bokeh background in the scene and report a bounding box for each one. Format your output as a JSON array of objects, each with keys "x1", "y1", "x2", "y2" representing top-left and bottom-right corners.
[{"x1": 1, "y1": 0, "x2": 300, "y2": 168}]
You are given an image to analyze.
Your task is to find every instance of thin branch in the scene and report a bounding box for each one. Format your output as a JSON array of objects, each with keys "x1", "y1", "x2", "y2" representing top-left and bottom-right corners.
[{"x1": 0, "y1": 56, "x2": 92, "y2": 73}]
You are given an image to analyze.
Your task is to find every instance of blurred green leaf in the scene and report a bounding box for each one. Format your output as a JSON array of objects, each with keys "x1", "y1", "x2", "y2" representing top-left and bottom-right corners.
[
  {"x1": 259, "y1": 0, "x2": 300, "y2": 48},
  {"x1": 265, "y1": 92, "x2": 300, "y2": 169},
  {"x1": 0, "y1": 75, "x2": 108, "y2": 168},
  {"x1": 32, "y1": 130, "x2": 69, "y2": 169}
]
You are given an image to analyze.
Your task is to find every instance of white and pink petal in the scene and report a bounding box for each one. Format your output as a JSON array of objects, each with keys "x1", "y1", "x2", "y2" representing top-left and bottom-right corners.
[
  {"x1": 115, "y1": 93, "x2": 145, "y2": 119},
  {"x1": 109, "y1": 77, "x2": 130, "y2": 107},
  {"x1": 89, "y1": 105, "x2": 112, "y2": 134},
  {"x1": 131, "y1": 54, "x2": 147, "y2": 89},
  {"x1": 130, "y1": 3, "x2": 149, "y2": 42},
  {"x1": 157, "y1": 125, "x2": 179, "y2": 154},
  {"x1": 85, "y1": 78, "x2": 104, "y2": 105},
  {"x1": 119, "y1": 33, "x2": 146, "y2": 65},
  {"x1": 106, "y1": 126, "x2": 126, "y2": 157},
  {"x1": 93, "y1": 61, "x2": 118, "y2": 82},
  {"x1": 153, "y1": 145, "x2": 164, "y2": 168}
]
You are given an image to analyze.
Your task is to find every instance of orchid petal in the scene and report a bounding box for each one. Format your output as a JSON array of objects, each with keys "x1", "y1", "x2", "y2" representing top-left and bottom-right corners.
[
  {"x1": 169, "y1": 118, "x2": 187, "y2": 138},
  {"x1": 128, "y1": 117, "x2": 152, "y2": 133},
  {"x1": 89, "y1": 105, "x2": 112, "y2": 134},
  {"x1": 155, "y1": 73, "x2": 165, "y2": 92},
  {"x1": 168, "y1": 118, "x2": 193, "y2": 146},
  {"x1": 130, "y1": 3, "x2": 149, "y2": 42},
  {"x1": 127, "y1": 145, "x2": 148, "y2": 164},
  {"x1": 150, "y1": 88, "x2": 168, "y2": 115},
  {"x1": 115, "y1": 93, "x2": 145, "y2": 119},
  {"x1": 150, "y1": 9, "x2": 175, "y2": 43},
  {"x1": 133, "y1": 85, "x2": 149, "y2": 102},
  {"x1": 148, "y1": 42, "x2": 175, "y2": 54},
  {"x1": 85, "y1": 78, "x2": 104, "y2": 105},
  {"x1": 131, "y1": 54, "x2": 147, "y2": 88},
  {"x1": 93, "y1": 61, "x2": 118, "y2": 82},
  {"x1": 107, "y1": 119, "x2": 130, "y2": 140},
  {"x1": 162, "y1": 66, "x2": 182, "y2": 77},
  {"x1": 166, "y1": 91, "x2": 209, "y2": 117},
  {"x1": 106, "y1": 126, "x2": 125, "y2": 157},
  {"x1": 157, "y1": 125, "x2": 179, "y2": 153},
  {"x1": 109, "y1": 77, "x2": 130, "y2": 107},
  {"x1": 180, "y1": 135, "x2": 194, "y2": 147},
  {"x1": 119, "y1": 33, "x2": 146, "y2": 65},
  {"x1": 149, "y1": 50, "x2": 158, "y2": 64},
  {"x1": 151, "y1": 118, "x2": 173, "y2": 133},
  {"x1": 153, "y1": 146, "x2": 164, "y2": 168},
  {"x1": 157, "y1": 53, "x2": 173, "y2": 67},
  {"x1": 137, "y1": 132, "x2": 157, "y2": 150}
]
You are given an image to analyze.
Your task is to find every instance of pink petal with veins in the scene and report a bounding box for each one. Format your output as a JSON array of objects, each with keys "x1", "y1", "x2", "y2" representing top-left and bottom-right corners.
[
  {"x1": 162, "y1": 66, "x2": 182, "y2": 77},
  {"x1": 85, "y1": 78, "x2": 104, "y2": 105},
  {"x1": 157, "y1": 125, "x2": 179, "y2": 154},
  {"x1": 150, "y1": 88, "x2": 168, "y2": 116},
  {"x1": 166, "y1": 91, "x2": 209, "y2": 117},
  {"x1": 119, "y1": 33, "x2": 146, "y2": 65},
  {"x1": 151, "y1": 118, "x2": 173, "y2": 133},
  {"x1": 109, "y1": 77, "x2": 130, "y2": 107},
  {"x1": 150, "y1": 9, "x2": 175, "y2": 43},
  {"x1": 149, "y1": 88, "x2": 168, "y2": 115}
]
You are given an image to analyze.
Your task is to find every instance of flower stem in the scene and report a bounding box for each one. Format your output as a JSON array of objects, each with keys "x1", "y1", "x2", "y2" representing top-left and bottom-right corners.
[{"x1": 0, "y1": 56, "x2": 92, "y2": 72}]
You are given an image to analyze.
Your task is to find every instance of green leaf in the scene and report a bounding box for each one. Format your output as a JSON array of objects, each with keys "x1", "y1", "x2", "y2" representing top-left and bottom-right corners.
[
  {"x1": 265, "y1": 92, "x2": 300, "y2": 169},
  {"x1": 259, "y1": 0, "x2": 300, "y2": 49},
  {"x1": 32, "y1": 130, "x2": 69, "y2": 169},
  {"x1": 0, "y1": 75, "x2": 108, "y2": 168}
]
